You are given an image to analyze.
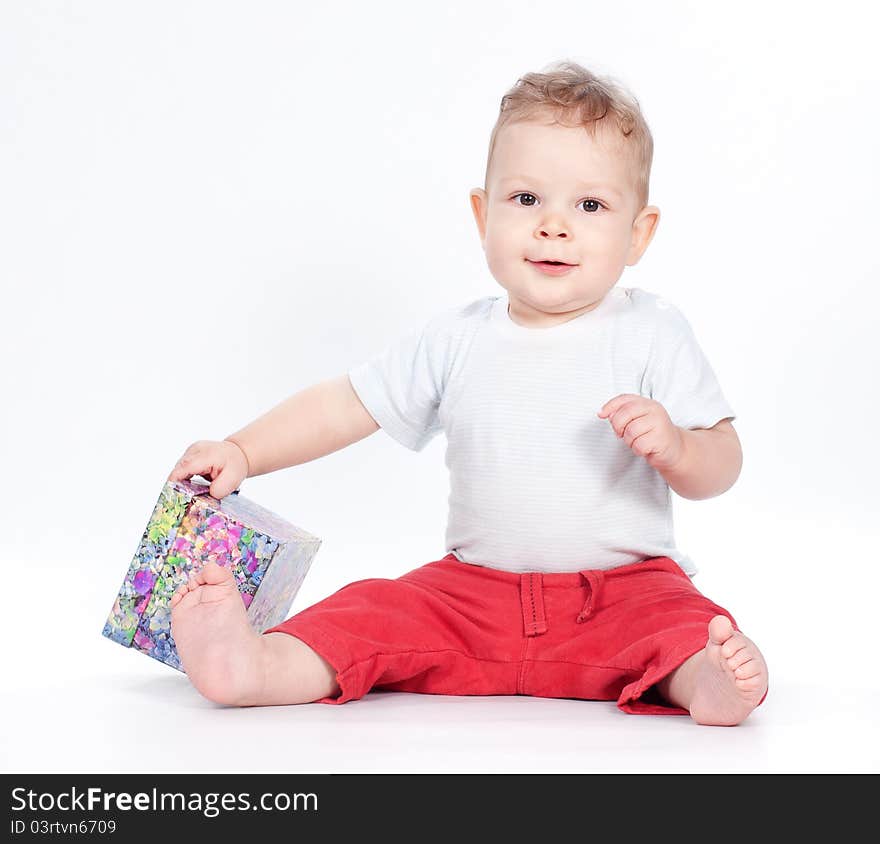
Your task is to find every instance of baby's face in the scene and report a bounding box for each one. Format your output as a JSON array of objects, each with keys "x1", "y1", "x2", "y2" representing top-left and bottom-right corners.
[{"x1": 470, "y1": 119, "x2": 660, "y2": 328}]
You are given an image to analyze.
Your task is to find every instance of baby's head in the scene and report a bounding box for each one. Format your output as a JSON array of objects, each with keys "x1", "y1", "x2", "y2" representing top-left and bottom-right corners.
[{"x1": 470, "y1": 61, "x2": 661, "y2": 327}]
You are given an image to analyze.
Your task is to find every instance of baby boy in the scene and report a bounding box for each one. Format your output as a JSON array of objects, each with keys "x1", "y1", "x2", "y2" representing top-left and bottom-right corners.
[{"x1": 168, "y1": 61, "x2": 768, "y2": 726}]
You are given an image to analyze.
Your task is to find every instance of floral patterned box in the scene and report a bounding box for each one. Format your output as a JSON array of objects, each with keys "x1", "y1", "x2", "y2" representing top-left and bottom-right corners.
[{"x1": 102, "y1": 477, "x2": 321, "y2": 671}]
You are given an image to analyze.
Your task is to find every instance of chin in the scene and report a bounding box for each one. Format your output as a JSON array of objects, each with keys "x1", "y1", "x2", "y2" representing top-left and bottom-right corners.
[{"x1": 522, "y1": 284, "x2": 581, "y2": 306}]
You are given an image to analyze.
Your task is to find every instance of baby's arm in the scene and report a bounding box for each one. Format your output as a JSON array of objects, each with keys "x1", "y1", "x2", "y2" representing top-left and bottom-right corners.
[
  {"x1": 599, "y1": 395, "x2": 742, "y2": 501},
  {"x1": 657, "y1": 419, "x2": 742, "y2": 500},
  {"x1": 225, "y1": 375, "x2": 379, "y2": 478}
]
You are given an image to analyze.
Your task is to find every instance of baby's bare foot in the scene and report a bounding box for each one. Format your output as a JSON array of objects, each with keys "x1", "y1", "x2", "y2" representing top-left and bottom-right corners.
[
  {"x1": 688, "y1": 615, "x2": 768, "y2": 726},
  {"x1": 169, "y1": 562, "x2": 266, "y2": 706}
]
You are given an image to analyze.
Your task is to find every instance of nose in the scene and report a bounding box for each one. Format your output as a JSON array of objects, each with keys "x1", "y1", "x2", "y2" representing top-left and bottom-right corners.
[{"x1": 535, "y1": 216, "x2": 569, "y2": 239}]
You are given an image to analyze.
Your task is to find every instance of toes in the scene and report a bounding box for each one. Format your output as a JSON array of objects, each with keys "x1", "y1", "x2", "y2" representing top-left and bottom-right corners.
[
  {"x1": 197, "y1": 561, "x2": 232, "y2": 585},
  {"x1": 170, "y1": 584, "x2": 202, "y2": 613},
  {"x1": 726, "y1": 647, "x2": 753, "y2": 670},
  {"x1": 170, "y1": 565, "x2": 234, "y2": 613},
  {"x1": 735, "y1": 674, "x2": 766, "y2": 693},
  {"x1": 708, "y1": 614, "x2": 734, "y2": 646},
  {"x1": 170, "y1": 581, "x2": 192, "y2": 608},
  {"x1": 733, "y1": 659, "x2": 762, "y2": 680},
  {"x1": 721, "y1": 635, "x2": 749, "y2": 660}
]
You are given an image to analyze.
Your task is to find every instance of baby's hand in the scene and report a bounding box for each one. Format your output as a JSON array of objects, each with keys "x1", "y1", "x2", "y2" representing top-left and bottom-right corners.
[
  {"x1": 167, "y1": 440, "x2": 250, "y2": 499},
  {"x1": 597, "y1": 394, "x2": 684, "y2": 472}
]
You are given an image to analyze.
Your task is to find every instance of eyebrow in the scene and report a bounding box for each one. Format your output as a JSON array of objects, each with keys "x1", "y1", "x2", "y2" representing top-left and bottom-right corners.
[{"x1": 498, "y1": 175, "x2": 624, "y2": 199}]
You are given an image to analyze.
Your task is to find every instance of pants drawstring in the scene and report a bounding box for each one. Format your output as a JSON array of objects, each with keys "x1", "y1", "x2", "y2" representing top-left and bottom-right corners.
[
  {"x1": 520, "y1": 572, "x2": 548, "y2": 637},
  {"x1": 577, "y1": 570, "x2": 605, "y2": 623}
]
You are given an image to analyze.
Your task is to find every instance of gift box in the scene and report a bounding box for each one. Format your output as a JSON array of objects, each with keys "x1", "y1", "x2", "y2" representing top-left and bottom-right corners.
[{"x1": 102, "y1": 476, "x2": 321, "y2": 671}]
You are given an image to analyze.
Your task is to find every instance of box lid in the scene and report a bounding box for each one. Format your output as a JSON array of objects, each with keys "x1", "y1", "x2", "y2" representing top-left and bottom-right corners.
[{"x1": 178, "y1": 477, "x2": 320, "y2": 543}]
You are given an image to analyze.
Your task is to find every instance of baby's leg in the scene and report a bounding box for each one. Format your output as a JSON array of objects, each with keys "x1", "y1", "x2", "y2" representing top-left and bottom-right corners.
[
  {"x1": 169, "y1": 562, "x2": 339, "y2": 706},
  {"x1": 657, "y1": 615, "x2": 768, "y2": 726}
]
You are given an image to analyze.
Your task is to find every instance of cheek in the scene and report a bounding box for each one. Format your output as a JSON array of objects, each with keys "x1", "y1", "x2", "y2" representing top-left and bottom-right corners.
[
  {"x1": 581, "y1": 223, "x2": 632, "y2": 256},
  {"x1": 484, "y1": 242, "x2": 508, "y2": 275},
  {"x1": 484, "y1": 227, "x2": 520, "y2": 265}
]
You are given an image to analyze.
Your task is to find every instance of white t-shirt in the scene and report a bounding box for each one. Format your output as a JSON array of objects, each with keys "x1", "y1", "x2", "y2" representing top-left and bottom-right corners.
[{"x1": 348, "y1": 286, "x2": 736, "y2": 576}]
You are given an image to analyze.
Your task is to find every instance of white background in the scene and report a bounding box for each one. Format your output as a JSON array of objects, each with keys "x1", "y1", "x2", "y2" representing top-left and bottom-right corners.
[{"x1": 1, "y1": 0, "x2": 878, "y2": 773}]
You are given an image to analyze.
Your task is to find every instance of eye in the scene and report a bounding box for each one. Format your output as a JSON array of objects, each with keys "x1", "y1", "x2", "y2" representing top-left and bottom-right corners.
[
  {"x1": 579, "y1": 198, "x2": 604, "y2": 213},
  {"x1": 510, "y1": 193, "x2": 605, "y2": 213}
]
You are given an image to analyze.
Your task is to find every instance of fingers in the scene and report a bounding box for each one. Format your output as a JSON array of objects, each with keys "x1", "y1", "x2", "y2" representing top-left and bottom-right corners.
[
  {"x1": 598, "y1": 397, "x2": 675, "y2": 458},
  {"x1": 597, "y1": 393, "x2": 640, "y2": 419},
  {"x1": 206, "y1": 470, "x2": 237, "y2": 500},
  {"x1": 167, "y1": 461, "x2": 231, "y2": 499},
  {"x1": 619, "y1": 413, "x2": 652, "y2": 446},
  {"x1": 167, "y1": 441, "x2": 217, "y2": 484},
  {"x1": 168, "y1": 442, "x2": 201, "y2": 483},
  {"x1": 167, "y1": 441, "x2": 245, "y2": 499},
  {"x1": 605, "y1": 401, "x2": 651, "y2": 442}
]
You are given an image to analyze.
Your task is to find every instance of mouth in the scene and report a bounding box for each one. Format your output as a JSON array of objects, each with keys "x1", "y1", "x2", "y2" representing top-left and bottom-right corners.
[{"x1": 527, "y1": 258, "x2": 578, "y2": 276}]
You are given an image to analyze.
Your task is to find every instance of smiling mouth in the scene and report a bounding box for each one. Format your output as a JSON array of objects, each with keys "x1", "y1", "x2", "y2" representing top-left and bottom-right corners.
[
  {"x1": 526, "y1": 259, "x2": 579, "y2": 277},
  {"x1": 527, "y1": 259, "x2": 577, "y2": 266}
]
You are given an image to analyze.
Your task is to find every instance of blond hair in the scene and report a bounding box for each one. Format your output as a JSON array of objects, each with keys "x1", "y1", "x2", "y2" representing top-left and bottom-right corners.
[{"x1": 484, "y1": 60, "x2": 653, "y2": 208}]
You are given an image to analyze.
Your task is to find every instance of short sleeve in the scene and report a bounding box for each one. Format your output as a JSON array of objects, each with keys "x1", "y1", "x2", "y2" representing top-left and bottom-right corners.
[
  {"x1": 347, "y1": 315, "x2": 449, "y2": 452},
  {"x1": 644, "y1": 306, "x2": 736, "y2": 430}
]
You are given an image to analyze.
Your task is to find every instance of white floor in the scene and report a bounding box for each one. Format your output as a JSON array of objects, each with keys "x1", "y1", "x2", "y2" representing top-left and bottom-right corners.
[
  {"x1": 4, "y1": 549, "x2": 878, "y2": 775},
  {"x1": 4, "y1": 635, "x2": 878, "y2": 774}
]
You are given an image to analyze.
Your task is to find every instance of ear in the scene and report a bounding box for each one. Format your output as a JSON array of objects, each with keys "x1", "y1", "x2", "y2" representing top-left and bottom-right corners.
[
  {"x1": 626, "y1": 205, "x2": 661, "y2": 266},
  {"x1": 469, "y1": 188, "x2": 489, "y2": 246}
]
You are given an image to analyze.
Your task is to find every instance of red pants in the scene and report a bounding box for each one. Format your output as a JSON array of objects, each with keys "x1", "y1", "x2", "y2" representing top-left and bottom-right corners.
[{"x1": 264, "y1": 553, "x2": 752, "y2": 715}]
